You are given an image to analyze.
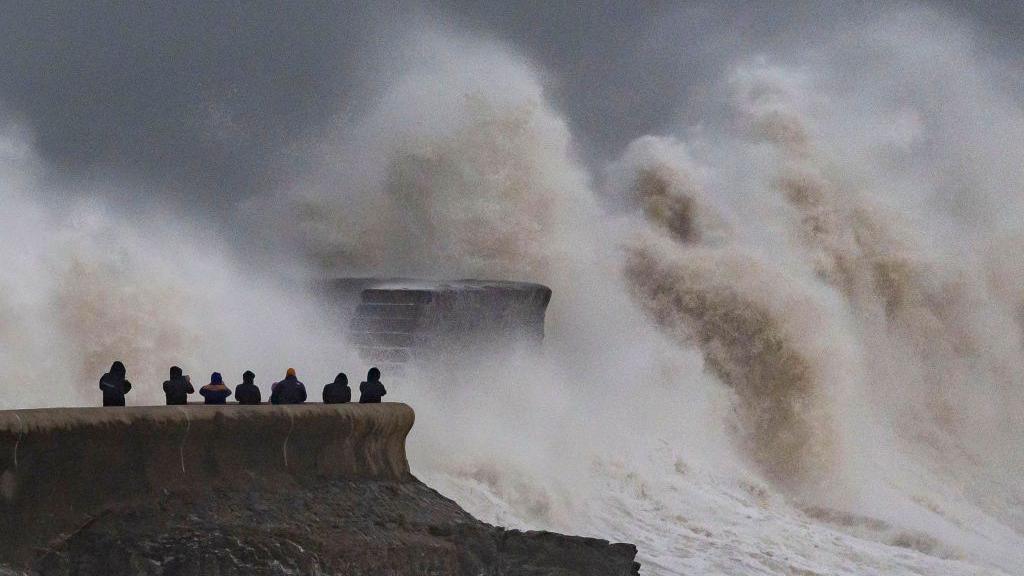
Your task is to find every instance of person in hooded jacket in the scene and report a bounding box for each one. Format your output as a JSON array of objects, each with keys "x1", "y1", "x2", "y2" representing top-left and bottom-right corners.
[
  {"x1": 162, "y1": 366, "x2": 194, "y2": 405},
  {"x1": 270, "y1": 368, "x2": 307, "y2": 405},
  {"x1": 99, "y1": 361, "x2": 132, "y2": 406},
  {"x1": 358, "y1": 367, "x2": 386, "y2": 403},
  {"x1": 200, "y1": 372, "x2": 232, "y2": 405},
  {"x1": 322, "y1": 372, "x2": 351, "y2": 404},
  {"x1": 235, "y1": 371, "x2": 262, "y2": 405}
]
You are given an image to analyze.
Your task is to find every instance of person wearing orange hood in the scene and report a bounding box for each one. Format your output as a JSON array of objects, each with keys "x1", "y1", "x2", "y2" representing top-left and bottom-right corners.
[{"x1": 270, "y1": 368, "x2": 307, "y2": 405}]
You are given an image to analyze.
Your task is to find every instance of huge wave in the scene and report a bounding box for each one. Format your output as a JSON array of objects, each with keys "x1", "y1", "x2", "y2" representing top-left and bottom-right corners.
[{"x1": 2, "y1": 10, "x2": 1024, "y2": 575}]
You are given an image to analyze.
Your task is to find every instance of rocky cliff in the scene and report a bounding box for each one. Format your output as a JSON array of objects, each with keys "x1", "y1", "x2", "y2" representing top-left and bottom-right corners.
[{"x1": 0, "y1": 405, "x2": 639, "y2": 575}]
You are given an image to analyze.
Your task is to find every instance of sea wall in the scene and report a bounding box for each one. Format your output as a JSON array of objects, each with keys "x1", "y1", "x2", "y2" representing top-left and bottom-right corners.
[
  {"x1": 324, "y1": 278, "x2": 552, "y2": 371},
  {"x1": 0, "y1": 404, "x2": 414, "y2": 564}
]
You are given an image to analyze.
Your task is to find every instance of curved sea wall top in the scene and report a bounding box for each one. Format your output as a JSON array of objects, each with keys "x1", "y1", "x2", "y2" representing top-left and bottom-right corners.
[{"x1": 0, "y1": 403, "x2": 414, "y2": 564}]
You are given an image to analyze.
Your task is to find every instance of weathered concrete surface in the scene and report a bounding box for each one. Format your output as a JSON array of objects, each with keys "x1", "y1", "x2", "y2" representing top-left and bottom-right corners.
[
  {"x1": 0, "y1": 404, "x2": 413, "y2": 565},
  {"x1": 324, "y1": 278, "x2": 552, "y2": 372},
  {"x1": 0, "y1": 405, "x2": 640, "y2": 575}
]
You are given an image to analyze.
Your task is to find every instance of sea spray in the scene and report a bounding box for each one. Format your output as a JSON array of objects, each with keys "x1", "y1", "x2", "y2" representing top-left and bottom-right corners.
[{"x1": 1, "y1": 11, "x2": 1023, "y2": 575}]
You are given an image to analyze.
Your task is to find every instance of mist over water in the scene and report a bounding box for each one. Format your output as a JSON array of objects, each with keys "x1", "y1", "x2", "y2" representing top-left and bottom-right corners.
[
  {"x1": 0, "y1": 142, "x2": 355, "y2": 407},
  {"x1": 2, "y1": 4, "x2": 1024, "y2": 574}
]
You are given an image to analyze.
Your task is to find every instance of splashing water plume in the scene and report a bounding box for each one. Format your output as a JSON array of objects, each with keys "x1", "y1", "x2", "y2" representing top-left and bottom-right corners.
[{"x1": 2, "y1": 9, "x2": 1024, "y2": 575}]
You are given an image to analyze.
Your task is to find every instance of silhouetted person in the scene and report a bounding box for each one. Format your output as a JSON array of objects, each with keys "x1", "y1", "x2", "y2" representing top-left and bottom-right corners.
[
  {"x1": 99, "y1": 361, "x2": 132, "y2": 407},
  {"x1": 162, "y1": 366, "x2": 194, "y2": 405},
  {"x1": 200, "y1": 372, "x2": 232, "y2": 405},
  {"x1": 270, "y1": 368, "x2": 307, "y2": 405},
  {"x1": 322, "y1": 372, "x2": 351, "y2": 404},
  {"x1": 359, "y1": 367, "x2": 386, "y2": 403},
  {"x1": 235, "y1": 371, "x2": 262, "y2": 405}
]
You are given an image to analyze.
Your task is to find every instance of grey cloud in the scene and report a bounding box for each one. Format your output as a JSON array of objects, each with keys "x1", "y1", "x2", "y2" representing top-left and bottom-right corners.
[{"x1": 0, "y1": 1, "x2": 1019, "y2": 212}]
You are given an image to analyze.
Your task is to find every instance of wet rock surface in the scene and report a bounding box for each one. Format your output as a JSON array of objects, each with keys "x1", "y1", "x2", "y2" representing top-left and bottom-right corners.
[{"x1": 20, "y1": 479, "x2": 639, "y2": 576}]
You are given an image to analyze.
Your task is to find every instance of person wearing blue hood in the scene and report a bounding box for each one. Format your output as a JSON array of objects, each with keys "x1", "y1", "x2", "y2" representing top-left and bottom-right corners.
[{"x1": 200, "y1": 372, "x2": 232, "y2": 405}]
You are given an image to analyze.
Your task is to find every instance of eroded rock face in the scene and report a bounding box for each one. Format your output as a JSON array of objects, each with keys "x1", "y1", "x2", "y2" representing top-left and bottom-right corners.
[
  {"x1": 24, "y1": 480, "x2": 639, "y2": 576},
  {"x1": 0, "y1": 405, "x2": 638, "y2": 575}
]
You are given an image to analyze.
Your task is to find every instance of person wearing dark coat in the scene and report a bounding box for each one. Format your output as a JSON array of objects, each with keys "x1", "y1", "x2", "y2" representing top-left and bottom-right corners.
[
  {"x1": 358, "y1": 367, "x2": 386, "y2": 403},
  {"x1": 235, "y1": 371, "x2": 262, "y2": 405},
  {"x1": 199, "y1": 372, "x2": 232, "y2": 405},
  {"x1": 99, "y1": 361, "x2": 132, "y2": 406},
  {"x1": 162, "y1": 366, "x2": 194, "y2": 405},
  {"x1": 322, "y1": 373, "x2": 351, "y2": 404},
  {"x1": 270, "y1": 368, "x2": 307, "y2": 405}
]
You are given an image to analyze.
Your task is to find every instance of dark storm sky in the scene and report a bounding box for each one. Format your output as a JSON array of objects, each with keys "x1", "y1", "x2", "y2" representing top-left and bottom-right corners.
[{"x1": 0, "y1": 1, "x2": 1019, "y2": 212}]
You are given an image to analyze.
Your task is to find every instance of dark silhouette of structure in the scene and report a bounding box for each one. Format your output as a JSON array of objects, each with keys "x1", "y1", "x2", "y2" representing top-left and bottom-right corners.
[
  {"x1": 162, "y1": 366, "x2": 194, "y2": 405},
  {"x1": 359, "y1": 367, "x2": 387, "y2": 403},
  {"x1": 322, "y1": 372, "x2": 351, "y2": 404},
  {"x1": 200, "y1": 372, "x2": 232, "y2": 405},
  {"x1": 235, "y1": 371, "x2": 261, "y2": 405},
  {"x1": 99, "y1": 361, "x2": 132, "y2": 406},
  {"x1": 333, "y1": 279, "x2": 551, "y2": 375},
  {"x1": 270, "y1": 368, "x2": 307, "y2": 405}
]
